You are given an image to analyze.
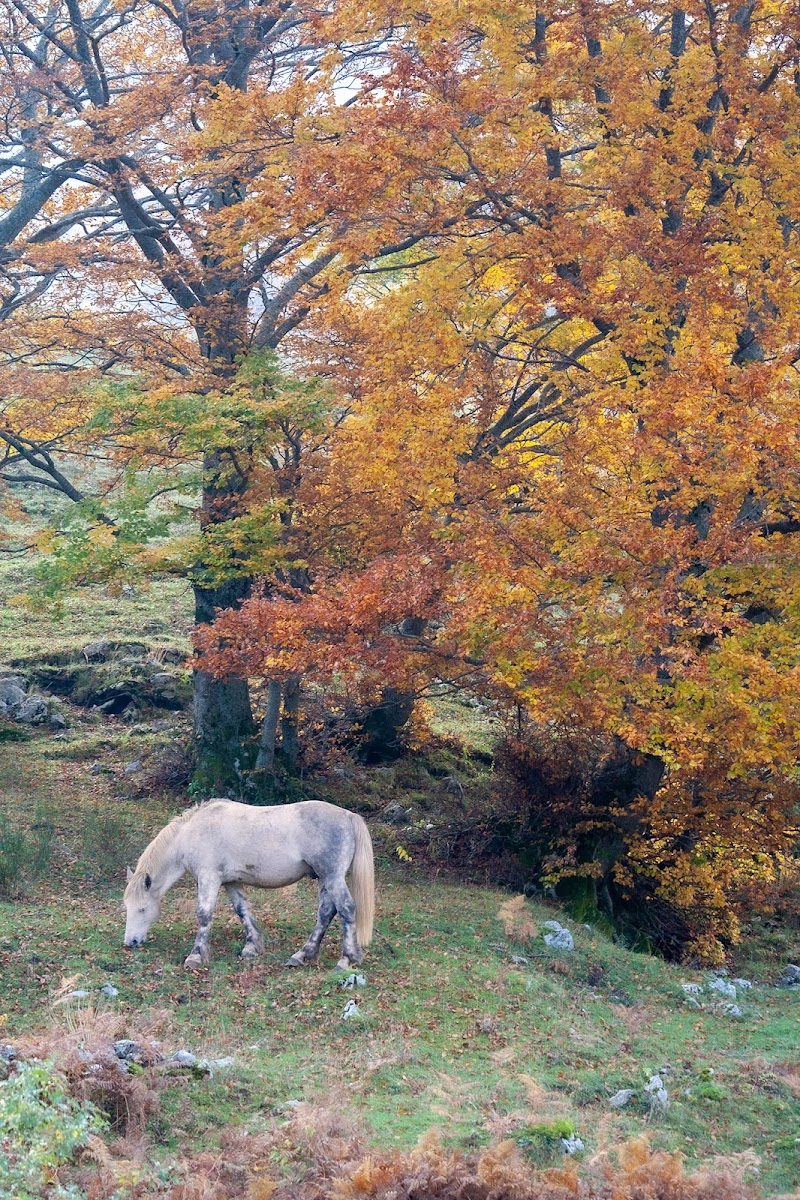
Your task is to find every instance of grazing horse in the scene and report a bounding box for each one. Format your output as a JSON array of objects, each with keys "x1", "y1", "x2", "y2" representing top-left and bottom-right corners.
[{"x1": 123, "y1": 799, "x2": 374, "y2": 969}]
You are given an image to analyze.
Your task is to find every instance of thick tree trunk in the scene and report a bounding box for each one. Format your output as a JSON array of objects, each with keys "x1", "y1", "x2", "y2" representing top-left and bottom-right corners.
[
  {"x1": 193, "y1": 576, "x2": 255, "y2": 792},
  {"x1": 358, "y1": 687, "x2": 416, "y2": 763}
]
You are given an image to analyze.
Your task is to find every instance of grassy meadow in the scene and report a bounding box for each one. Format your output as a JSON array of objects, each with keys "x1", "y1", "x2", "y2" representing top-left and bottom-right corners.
[{"x1": 1, "y1": 558, "x2": 800, "y2": 1196}]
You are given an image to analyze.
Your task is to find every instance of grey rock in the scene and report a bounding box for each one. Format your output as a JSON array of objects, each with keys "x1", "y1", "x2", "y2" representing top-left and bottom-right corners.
[
  {"x1": 383, "y1": 803, "x2": 409, "y2": 826},
  {"x1": 16, "y1": 694, "x2": 48, "y2": 723},
  {"x1": 732, "y1": 978, "x2": 753, "y2": 990},
  {"x1": 209, "y1": 1056, "x2": 234, "y2": 1070},
  {"x1": 609, "y1": 1089, "x2": 636, "y2": 1109},
  {"x1": 708, "y1": 977, "x2": 737, "y2": 999},
  {"x1": 510, "y1": 954, "x2": 529, "y2": 966},
  {"x1": 170, "y1": 1050, "x2": 197, "y2": 1067},
  {"x1": 341, "y1": 999, "x2": 359, "y2": 1020},
  {"x1": 160, "y1": 648, "x2": 185, "y2": 665},
  {"x1": 149, "y1": 720, "x2": 173, "y2": 732},
  {"x1": 0, "y1": 1045, "x2": 17, "y2": 1062},
  {"x1": 0, "y1": 675, "x2": 25, "y2": 692},
  {"x1": 112, "y1": 1039, "x2": 161, "y2": 1065},
  {"x1": 681, "y1": 982, "x2": 702, "y2": 994},
  {"x1": 684, "y1": 996, "x2": 702, "y2": 1009},
  {"x1": 148, "y1": 671, "x2": 179, "y2": 688},
  {"x1": 341, "y1": 973, "x2": 367, "y2": 989},
  {"x1": 49, "y1": 713, "x2": 68, "y2": 730},
  {"x1": 99, "y1": 983, "x2": 119, "y2": 998},
  {"x1": 90, "y1": 762, "x2": 103, "y2": 775},
  {"x1": 113, "y1": 1040, "x2": 143, "y2": 1061},
  {"x1": 64, "y1": 989, "x2": 91, "y2": 1000},
  {"x1": 83, "y1": 640, "x2": 115, "y2": 661},
  {"x1": 717, "y1": 1001, "x2": 743, "y2": 1017},
  {"x1": 543, "y1": 921, "x2": 574, "y2": 952},
  {"x1": 777, "y1": 964, "x2": 800, "y2": 988},
  {"x1": 644, "y1": 1074, "x2": 669, "y2": 1111},
  {"x1": 0, "y1": 681, "x2": 25, "y2": 709},
  {"x1": 123, "y1": 760, "x2": 142, "y2": 774},
  {"x1": 561, "y1": 1134, "x2": 584, "y2": 1155}
]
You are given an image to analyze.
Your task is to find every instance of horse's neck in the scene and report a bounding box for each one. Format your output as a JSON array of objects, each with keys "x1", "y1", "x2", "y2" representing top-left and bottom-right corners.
[{"x1": 147, "y1": 832, "x2": 186, "y2": 898}]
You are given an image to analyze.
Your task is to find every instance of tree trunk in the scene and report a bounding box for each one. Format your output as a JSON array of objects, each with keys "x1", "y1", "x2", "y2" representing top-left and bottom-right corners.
[
  {"x1": 281, "y1": 674, "x2": 301, "y2": 769},
  {"x1": 255, "y1": 679, "x2": 282, "y2": 771},
  {"x1": 193, "y1": 576, "x2": 254, "y2": 792},
  {"x1": 358, "y1": 687, "x2": 416, "y2": 763}
]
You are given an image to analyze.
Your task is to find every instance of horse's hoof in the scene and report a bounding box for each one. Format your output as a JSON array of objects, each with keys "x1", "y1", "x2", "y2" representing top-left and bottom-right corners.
[
  {"x1": 241, "y1": 945, "x2": 258, "y2": 960},
  {"x1": 284, "y1": 953, "x2": 305, "y2": 968},
  {"x1": 184, "y1": 953, "x2": 205, "y2": 969},
  {"x1": 336, "y1": 956, "x2": 352, "y2": 970}
]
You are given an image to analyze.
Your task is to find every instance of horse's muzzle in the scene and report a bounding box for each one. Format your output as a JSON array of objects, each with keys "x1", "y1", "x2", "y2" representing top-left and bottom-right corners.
[{"x1": 124, "y1": 938, "x2": 142, "y2": 949}]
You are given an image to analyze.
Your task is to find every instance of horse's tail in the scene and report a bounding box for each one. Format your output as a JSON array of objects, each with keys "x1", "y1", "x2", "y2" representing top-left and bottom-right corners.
[{"x1": 350, "y1": 813, "x2": 375, "y2": 947}]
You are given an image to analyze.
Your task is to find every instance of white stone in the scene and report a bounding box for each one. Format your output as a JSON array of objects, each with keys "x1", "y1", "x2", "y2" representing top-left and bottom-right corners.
[
  {"x1": 708, "y1": 977, "x2": 737, "y2": 999},
  {"x1": 644, "y1": 1075, "x2": 669, "y2": 1110}
]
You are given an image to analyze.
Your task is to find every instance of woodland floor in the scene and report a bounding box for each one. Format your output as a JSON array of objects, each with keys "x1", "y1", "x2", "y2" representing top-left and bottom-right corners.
[{"x1": 0, "y1": 564, "x2": 799, "y2": 1195}]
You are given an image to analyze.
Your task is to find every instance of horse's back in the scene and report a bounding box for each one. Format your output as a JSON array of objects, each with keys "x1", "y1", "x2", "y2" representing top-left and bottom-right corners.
[{"x1": 183, "y1": 799, "x2": 357, "y2": 886}]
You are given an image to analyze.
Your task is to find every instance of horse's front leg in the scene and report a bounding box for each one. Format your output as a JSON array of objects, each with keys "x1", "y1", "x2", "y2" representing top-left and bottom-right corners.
[
  {"x1": 285, "y1": 884, "x2": 336, "y2": 967},
  {"x1": 225, "y1": 884, "x2": 265, "y2": 959},
  {"x1": 184, "y1": 874, "x2": 221, "y2": 968}
]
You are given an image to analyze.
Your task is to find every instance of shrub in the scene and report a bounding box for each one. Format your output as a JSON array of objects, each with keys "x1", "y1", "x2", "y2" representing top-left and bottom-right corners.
[
  {"x1": 490, "y1": 726, "x2": 799, "y2": 964},
  {"x1": 0, "y1": 1058, "x2": 105, "y2": 1199}
]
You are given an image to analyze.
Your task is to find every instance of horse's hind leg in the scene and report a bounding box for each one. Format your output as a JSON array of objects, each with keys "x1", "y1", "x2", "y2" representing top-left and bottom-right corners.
[
  {"x1": 329, "y1": 878, "x2": 362, "y2": 969},
  {"x1": 225, "y1": 884, "x2": 264, "y2": 959},
  {"x1": 285, "y1": 884, "x2": 335, "y2": 967},
  {"x1": 184, "y1": 874, "x2": 220, "y2": 968}
]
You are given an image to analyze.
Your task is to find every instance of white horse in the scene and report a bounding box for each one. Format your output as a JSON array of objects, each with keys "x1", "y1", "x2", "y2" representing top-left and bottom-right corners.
[{"x1": 123, "y1": 799, "x2": 374, "y2": 969}]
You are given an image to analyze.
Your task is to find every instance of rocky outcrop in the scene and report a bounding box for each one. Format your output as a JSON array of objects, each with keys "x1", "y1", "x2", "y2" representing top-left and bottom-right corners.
[{"x1": 3, "y1": 643, "x2": 191, "y2": 722}]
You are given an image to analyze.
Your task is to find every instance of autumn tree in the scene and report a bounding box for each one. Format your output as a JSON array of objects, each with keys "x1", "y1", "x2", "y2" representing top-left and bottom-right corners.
[
  {"x1": 199, "y1": 0, "x2": 800, "y2": 958},
  {"x1": 0, "y1": 0, "x2": 471, "y2": 784}
]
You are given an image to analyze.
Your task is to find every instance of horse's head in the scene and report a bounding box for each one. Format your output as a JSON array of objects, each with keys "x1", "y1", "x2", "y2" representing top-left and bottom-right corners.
[{"x1": 123, "y1": 866, "x2": 160, "y2": 948}]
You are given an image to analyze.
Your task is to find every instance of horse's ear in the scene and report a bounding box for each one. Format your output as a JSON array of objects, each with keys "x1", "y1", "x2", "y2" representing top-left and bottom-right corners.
[
  {"x1": 126, "y1": 866, "x2": 134, "y2": 882},
  {"x1": 144, "y1": 874, "x2": 152, "y2": 890}
]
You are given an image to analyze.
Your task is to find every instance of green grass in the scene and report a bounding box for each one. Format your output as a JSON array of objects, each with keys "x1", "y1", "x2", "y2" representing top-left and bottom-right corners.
[
  {"x1": 0, "y1": 547, "x2": 193, "y2": 663},
  {"x1": 1, "y1": 564, "x2": 799, "y2": 1194},
  {"x1": 1, "y1": 729, "x2": 799, "y2": 1192}
]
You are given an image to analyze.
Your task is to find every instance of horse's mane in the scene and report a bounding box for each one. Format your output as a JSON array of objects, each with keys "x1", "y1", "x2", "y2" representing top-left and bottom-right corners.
[{"x1": 127, "y1": 801, "x2": 222, "y2": 894}]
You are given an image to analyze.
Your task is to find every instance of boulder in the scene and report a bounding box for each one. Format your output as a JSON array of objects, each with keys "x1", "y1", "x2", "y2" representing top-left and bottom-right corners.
[
  {"x1": 0, "y1": 680, "x2": 25, "y2": 709},
  {"x1": 543, "y1": 921, "x2": 575, "y2": 952},
  {"x1": 82, "y1": 640, "x2": 115, "y2": 661},
  {"x1": 777, "y1": 964, "x2": 800, "y2": 989},
  {"x1": 15, "y1": 695, "x2": 48, "y2": 724},
  {"x1": 383, "y1": 803, "x2": 410, "y2": 826}
]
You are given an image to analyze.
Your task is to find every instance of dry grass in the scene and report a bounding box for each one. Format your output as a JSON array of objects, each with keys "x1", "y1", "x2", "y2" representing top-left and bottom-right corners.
[{"x1": 18, "y1": 1000, "x2": 161, "y2": 1138}]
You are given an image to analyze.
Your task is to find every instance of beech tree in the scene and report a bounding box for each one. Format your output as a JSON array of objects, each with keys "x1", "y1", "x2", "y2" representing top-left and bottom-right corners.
[
  {"x1": 199, "y1": 0, "x2": 800, "y2": 957},
  {"x1": 0, "y1": 0, "x2": 465, "y2": 783}
]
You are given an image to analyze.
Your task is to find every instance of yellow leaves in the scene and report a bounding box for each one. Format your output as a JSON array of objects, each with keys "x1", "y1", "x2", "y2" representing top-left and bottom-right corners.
[
  {"x1": 34, "y1": 529, "x2": 57, "y2": 554},
  {"x1": 87, "y1": 525, "x2": 116, "y2": 549}
]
